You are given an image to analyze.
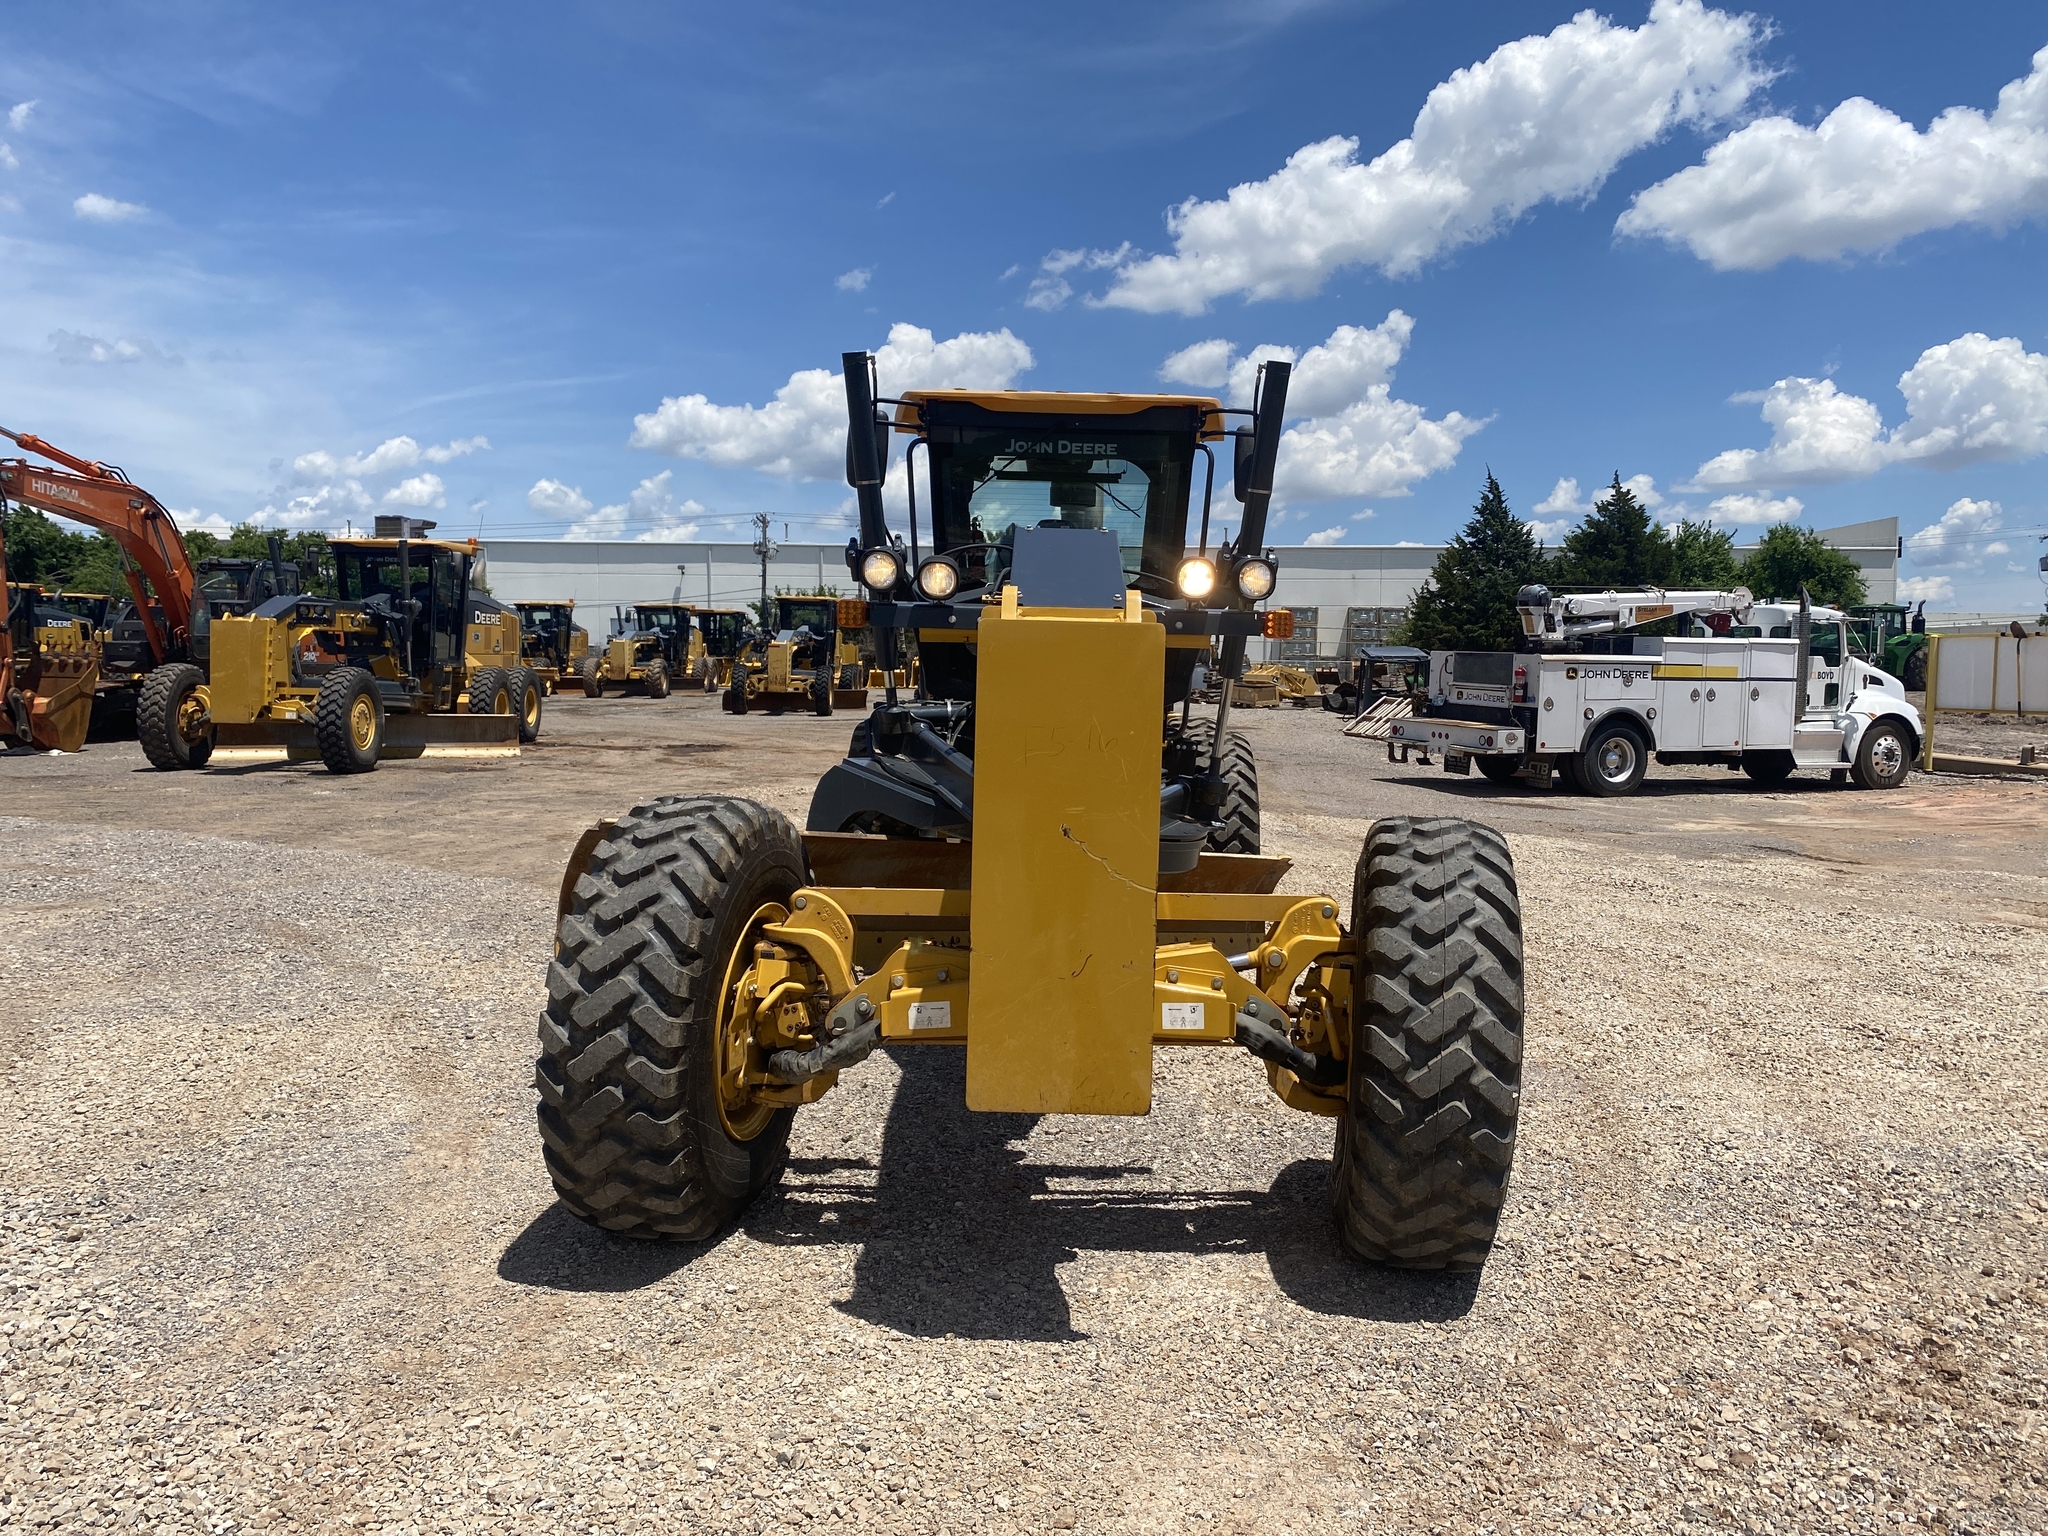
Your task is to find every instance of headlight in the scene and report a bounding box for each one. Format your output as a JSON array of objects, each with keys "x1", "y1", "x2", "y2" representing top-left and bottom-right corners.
[
  {"x1": 1234, "y1": 556, "x2": 1276, "y2": 602},
  {"x1": 914, "y1": 556, "x2": 960, "y2": 601},
  {"x1": 859, "y1": 548, "x2": 901, "y2": 592},
  {"x1": 1176, "y1": 556, "x2": 1217, "y2": 601}
]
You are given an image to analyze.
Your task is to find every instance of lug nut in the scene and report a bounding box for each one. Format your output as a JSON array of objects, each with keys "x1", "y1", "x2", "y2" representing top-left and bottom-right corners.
[
  {"x1": 1266, "y1": 951, "x2": 1284, "y2": 968},
  {"x1": 854, "y1": 996, "x2": 874, "y2": 1018},
  {"x1": 1165, "y1": 968, "x2": 1180, "y2": 984},
  {"x1": 1321, "y1": 905, "x2": 1335, "y2": 919},
  {"x1": 1210, "y1": 976, "x2": 1224, "y2": 990},
  {"x1": 794, "y1": 895, "x2": 807, "y2": 910}
]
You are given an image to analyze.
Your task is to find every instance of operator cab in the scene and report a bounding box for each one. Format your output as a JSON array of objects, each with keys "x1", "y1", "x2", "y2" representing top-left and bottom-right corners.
[
  {"x1": 691, "y1": 607, "x2": 749, "y2": 657},
  {"x1": 330, "y1": 536, "x2": 477, "y2": 693},
  {"x1": 514, "y1": 601, "x2": 581, "y2": 670},
  {"x1": 862, "y1": 391, "x2": 1273, "y2": 708}
]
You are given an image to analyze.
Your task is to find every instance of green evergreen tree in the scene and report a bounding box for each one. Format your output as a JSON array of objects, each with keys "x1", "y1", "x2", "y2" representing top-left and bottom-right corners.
[
  {"x1": 1550, "y1": 473, "x2": 1673, "y2": 589},
  {"x1": 1397, "y1": 472, "x2": 1546, "y2": 651},
  {"x1": 1738, "y1": 524, "x2": 1867, "y2": 607},
  {"x1": 1667, "y1": 518, "x2": 1740, "y2": 588}
]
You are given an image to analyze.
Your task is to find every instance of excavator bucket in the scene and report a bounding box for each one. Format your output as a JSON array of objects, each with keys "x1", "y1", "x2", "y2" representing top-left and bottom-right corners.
[{"x1": 29, "y1": 651, "x2": 97, "y2": 753}]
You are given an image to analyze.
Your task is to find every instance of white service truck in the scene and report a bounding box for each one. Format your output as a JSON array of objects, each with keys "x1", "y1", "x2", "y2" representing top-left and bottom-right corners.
[{"x1": 1389, "y1": 586, "x2": 1923, "y2": 796}]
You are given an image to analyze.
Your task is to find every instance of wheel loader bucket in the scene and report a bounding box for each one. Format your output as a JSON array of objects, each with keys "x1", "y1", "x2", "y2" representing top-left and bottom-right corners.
[
  {"x1": 966, "y1": 590, "x2": 1164, "y2": 1114},
  {"x1": 29, "y1": 650, "x2": 97, "y2": 753}
]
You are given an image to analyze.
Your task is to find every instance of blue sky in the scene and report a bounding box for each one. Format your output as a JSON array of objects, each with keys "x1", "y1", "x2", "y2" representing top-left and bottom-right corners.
[{"x1": 3, "y1": 0, "x2": 2045, "y2": 609}]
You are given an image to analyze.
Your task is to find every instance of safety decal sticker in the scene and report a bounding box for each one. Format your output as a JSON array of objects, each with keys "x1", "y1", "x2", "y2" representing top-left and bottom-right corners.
[
  {"x1": 1161, "y1": 1002, "x2": 1206, "y2": 1032},
  {"x1": 906, "y1": 1001, "x2": 953, "y2": 1032}
]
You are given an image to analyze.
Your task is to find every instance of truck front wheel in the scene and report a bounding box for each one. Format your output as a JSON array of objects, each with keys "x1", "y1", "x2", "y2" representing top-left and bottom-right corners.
[
  {"x1": 1741, "y1": 750, "x2": 1794, "y2": 786},
  {"x1": 1579, "y1": 721, "x2": 1648, "y2": 796},
  {"x1": 1852, "y1": 720, "x2": 1912, "y2": 791}
]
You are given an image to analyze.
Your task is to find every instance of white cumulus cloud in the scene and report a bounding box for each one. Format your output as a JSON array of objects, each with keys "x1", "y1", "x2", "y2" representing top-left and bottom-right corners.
[
  {"x1": 6, "y1": 102, "x2": 32, "y2": 133},
  {"x1": 1905, "y1": 497, "x2": 2007, "y2": 569},
  {"x1": 836, "y1": 268, "x2": 872, "y2": 292},
  {"x1": 1620, "y1": 44, "x2": 2048, "y2": 269},
  {"x1": 1701, "y1": 491, "x2": 1802, "y2": 524},
  {"x1": 1896, "y1": 575, "x2": 1955, "y2": 604},
  {"x1": 381, "y1": 473, "x2": 446, "y2": 509},
  {"x1": 629, "y1": 323, "x2": 1034, "y2": 481},
  {"x1": 73, "y1": 193, "x2": 147, "y2": 223},
  {"x1": 1086, "y1": 0, "x2": 1769, "y2": 314},
  {"x1": 1534, "y1": 477, "x2": 1587, "y2": 515},
  {"x1": 1526, "y1": 516, "x2": 1576, "y2": 540},
  {"x1": 1693, "y1": 332, "x2": 2048, "y2": 489},
  {"x1": 0, "y1": 144, "x2": 16, "y2": 173},
  {"x1": 1161, "y1": 312, "x2": 1484, "y2": 503},
  {"x1": 1301, "y1": 526, "x2": 1349, "y2": 547},
  {"x1": 532, "y1": 472, "x2": 705, "y2": 542},
  {"x1": 1023, "y1": 245, "x2": 1131, "y2": 311}
]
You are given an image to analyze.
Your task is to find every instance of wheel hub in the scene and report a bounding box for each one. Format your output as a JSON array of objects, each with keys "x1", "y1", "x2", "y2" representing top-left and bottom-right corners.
[
  {"x1": 1870, "y1": 733, "x2": 1903, "y2": 776},
  {"x1": 350, "y1": 695, "x2": 376, "y2": 751},
  {"x1": 714, "y1": 902, "x2": 789, "y2": 1141},
  {"x1": 1597, "y1": 737, "x2": 1637, "y2": 783},
  {"x1": 175, "y1": 686, "x2": 212, "y2": 743}
]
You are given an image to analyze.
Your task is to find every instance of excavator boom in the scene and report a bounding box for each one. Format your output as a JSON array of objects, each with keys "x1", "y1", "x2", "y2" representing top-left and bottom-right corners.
[{"x1": 0, "y1": 426, "x2": 197, "y2": 663}]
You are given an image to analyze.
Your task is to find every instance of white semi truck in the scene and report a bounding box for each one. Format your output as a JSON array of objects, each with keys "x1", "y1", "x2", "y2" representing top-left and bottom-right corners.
[{"x1": 1389, "y1": 586, "x2": 1923, "y2": 796}]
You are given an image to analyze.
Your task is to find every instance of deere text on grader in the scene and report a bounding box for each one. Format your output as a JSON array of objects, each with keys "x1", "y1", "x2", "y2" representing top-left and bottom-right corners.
[{"x1": 537, "y1": 354, "x2": 1525, "y2": 1269}]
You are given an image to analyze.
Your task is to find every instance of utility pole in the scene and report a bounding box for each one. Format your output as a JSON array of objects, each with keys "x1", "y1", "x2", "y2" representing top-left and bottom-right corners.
[{"x1": 752, "y1": 512, "x2": 777, "y2": 623}]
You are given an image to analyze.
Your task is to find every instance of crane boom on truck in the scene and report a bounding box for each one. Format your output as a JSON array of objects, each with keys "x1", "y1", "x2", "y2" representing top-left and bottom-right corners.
[{"x1": 1515, "y1": 584, "x2": 1754, "y2": 645}]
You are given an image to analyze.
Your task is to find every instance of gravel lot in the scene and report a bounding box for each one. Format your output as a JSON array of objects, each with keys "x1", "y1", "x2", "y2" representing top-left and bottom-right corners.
[{"x1": 2, "y1": 696, "x2": 2045, "y2": 1536}]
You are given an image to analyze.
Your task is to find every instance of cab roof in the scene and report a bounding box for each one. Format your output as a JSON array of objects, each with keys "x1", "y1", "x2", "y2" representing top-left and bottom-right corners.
[
  {"x1": 329, "y1": 537, "x2": 476, "y2": 555},
  {"x1": 514, "y1": 599, "x2": 577, "y2": 608},
  {"x1": 894, "y1": 390, "x2": 1226, "y2": 440}
]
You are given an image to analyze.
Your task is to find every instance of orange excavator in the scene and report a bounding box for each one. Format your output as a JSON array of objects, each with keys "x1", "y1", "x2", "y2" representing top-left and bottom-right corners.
[
  {"x1": 2, "y1": 522, "x2": 98, "y2": 752},
  {"x1": 0, "y1": 426, "x2": 204, "y2": 764}
]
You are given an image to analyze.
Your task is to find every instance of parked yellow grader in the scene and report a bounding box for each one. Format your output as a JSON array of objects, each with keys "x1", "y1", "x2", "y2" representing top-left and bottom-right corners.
[
  {"x1": 535, "y1": 354, "x2": 1525, "y2": 1271},
  {"x1": 146, "y1": 521, "x2": 521, "y2": 771},
  {"x1": 721, "y1": 595, "x2": 869, "y2": 715},
  {"x1": 686, "y1": 606, "x2": 750, "y2": 691},
  {"x1": 2, "y1": 539, "x2": 98, "y2": 753},
  {"x1": 580, "y1": 602, "x2": 687, "y2": 698},
  {"x1": 513, "y1": 600, "x2": 589, "y2": 693},
  {"x1": 463, "y1": 592, "x2": 543, "y2": 743}
]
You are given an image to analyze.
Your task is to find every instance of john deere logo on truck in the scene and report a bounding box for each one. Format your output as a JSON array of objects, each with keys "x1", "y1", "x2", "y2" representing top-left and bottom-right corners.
[{"x1": 1565, "y1": 665, "x2": 1647, "y2": 685}]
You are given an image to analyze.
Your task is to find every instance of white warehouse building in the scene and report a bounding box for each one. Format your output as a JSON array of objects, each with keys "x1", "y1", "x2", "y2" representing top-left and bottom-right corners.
[{"x1": 480, "y1": 516, "x2": 1899, "y2": 661}]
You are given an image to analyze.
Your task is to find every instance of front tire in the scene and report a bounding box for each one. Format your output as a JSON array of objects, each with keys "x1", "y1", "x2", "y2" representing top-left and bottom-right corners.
[
  {"x1": 1332, "y1": 816, "x2": 1523, "y2": 1269},
  {"x1": 810, "y1": 670, "x2": 833, "y2": 717},
  {"x1": 580, "y1": 656, "x2": 604, "y2": 699},
  {"x1": 725, "y1": 683, "x2": 749, "y2": 715},
  {"x1": 510, "y1": 666, "x2": 544, "y2": 742},
  {"x1": 137, "y1": 662, "x2": 214, "y2": 771},
  {"x1": 1852, "y1": 719, "x2": 1912, "y2": 791},
  {"x1": 468, "y1": 667, "x2": 511, "y2": 716},
  {"x1": 314, "y1": 668, "x2": 383, "y2": 774},
  {"x1": 1175, "y1": 719, "x2": 1259, "y2": 854},
  {"x1": 1579, "y1": 720, "x2": 1648, "y2": 797},
  {"x1": 536, "y1": 796, "x2": 804, "y2": 1239}
]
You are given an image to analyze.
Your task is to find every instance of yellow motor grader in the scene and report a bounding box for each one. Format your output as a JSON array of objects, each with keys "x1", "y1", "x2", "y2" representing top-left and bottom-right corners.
[
  {"x1": 146, "y1": 521, "x2": 521, "y2": 772},
  {"x1": 720, "y1": 594, "x2": 869, "y2": 715},
  {"x1": 512, "y1": 600, "x2": 589, "y2": 694},
  {"x1": 579, "y1": 603, "x2": 684, "y2": 698},
  {"x1": 2, "y1": 546, "x2": 99, "y2": 754},
  {"x1": 535, "y1": 354, "x2": 1526, "y2": 1271},
  {"x1": 462, "y1": 592, "x2": 543, "y2": 743},
  {"x1": 685, "y1": 606, "x2": 750, "y2": 691}
]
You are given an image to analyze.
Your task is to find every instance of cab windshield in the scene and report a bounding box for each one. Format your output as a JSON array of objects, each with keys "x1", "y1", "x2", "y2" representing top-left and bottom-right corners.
[
  {"x1": 926, "y1": 425, "x2": 1196, "y2": 594},
  {"x1": 777, "y1": 599, "x2": 835, "y2": 635},
  {"x1": 634, "y1": 607, "x2": 683, "y2": 634}
]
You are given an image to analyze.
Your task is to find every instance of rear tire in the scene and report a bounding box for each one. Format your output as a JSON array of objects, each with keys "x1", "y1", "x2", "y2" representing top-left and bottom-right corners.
[
  {"x1": 1741, "y1": 750, "x2": 1794, "y2": 786},
  {"x1": 137, "y1": 662, "x2": 214, "y2": 771},
  {"x1": 1175, "y1": 719, "x2": 1258, "y2": 854},
  {"x1": 536, "y1": 796, "x2": 803, "y2": 1239},
  {"x1": 510, "y1": 665, "x2": 544, "y2": 743},
  {"x1": 1332, "y1": 815, "x2": 1522, "y2": 1269},
  {"x1": 1475, "y1": 754, "x2": 1522, "y2": 784},
  {"x1": 643, "y1": 661, "x2": 671, "y2": 699},
  {"x1": 1578, "y1": 720, "x2": 1648, "y2": 797},
  {"x1": 837, "y1": 663, "x2": 863, "y2": 691},
  {"x1": 314, "y1": 667, "x2": 382, "y2": 774},
  {"x1": 580, "y1": 656, "x2": 604, "y2": 699},
  {"x1": 1852, "y1": 719, "x2": 1911, "y2": 791},
  {"x1": 1902, "y1": 645, "x2": 1929, "y2": 693},
  {"x1": 468, "y1": 666, "x2": 510, "y2": 716},
  {"x1": 725, "y1": 682, "x2": 749, "y2": 715}
]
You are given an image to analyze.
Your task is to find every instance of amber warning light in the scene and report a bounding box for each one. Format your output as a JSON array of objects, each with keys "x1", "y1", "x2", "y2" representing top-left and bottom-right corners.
[
  {"x1": 1261, "y1": 610, "x2": 1294, "y2": 640},
  {"x1": 836, "y1": 599, "x2": 869, "y2": 629}
]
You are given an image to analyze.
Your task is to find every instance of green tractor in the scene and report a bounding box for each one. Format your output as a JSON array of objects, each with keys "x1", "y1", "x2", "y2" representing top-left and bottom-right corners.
[{"x1": 1849, "y1": 602, "x2": 1929, "y2": 691}]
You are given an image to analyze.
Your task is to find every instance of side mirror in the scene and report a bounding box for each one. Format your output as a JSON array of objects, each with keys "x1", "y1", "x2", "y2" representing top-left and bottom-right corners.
[{"x1": 1231, "y1": 428, "x2": 1255, "y2": 503}]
